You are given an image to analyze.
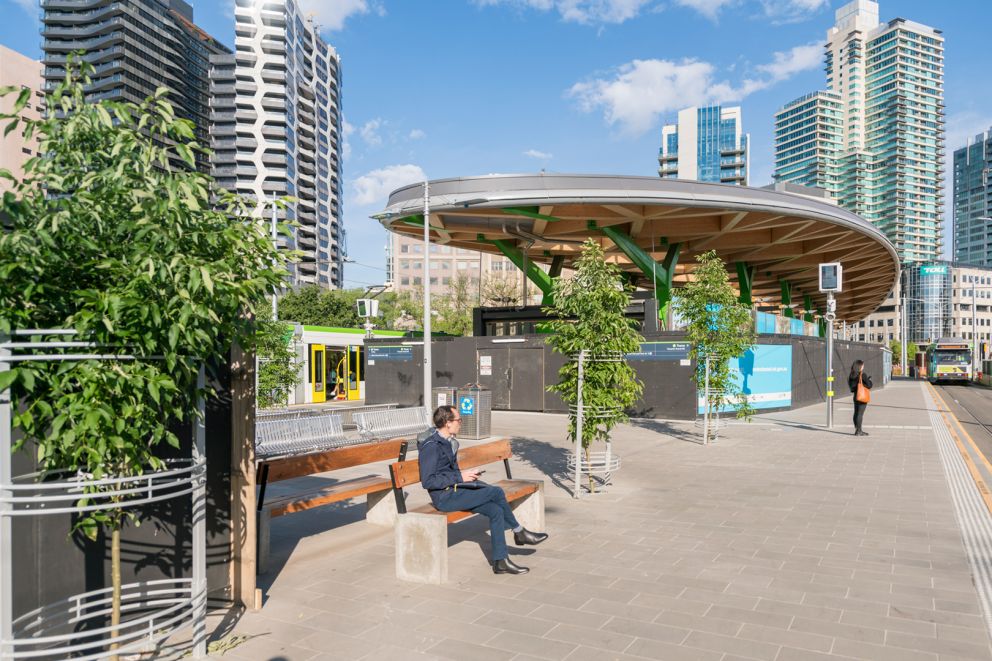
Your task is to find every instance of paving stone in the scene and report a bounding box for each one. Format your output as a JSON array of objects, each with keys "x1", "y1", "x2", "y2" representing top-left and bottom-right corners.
[
  {"x1": 682, "y1": 630, "x2": 781, "y2": 660},
  {"x1": 475, "y1": 610, "x2": 558, "y2": 637},
  {"x1": 601, "y1": 616, "x2": 691, "y2": 644},
  {"x1": 544, "y1": 622, "x2": 635, "y2": 652},
  {"x1": 485, "y1": 630, "x2": 578, "y2": 660},
  {"x1": 427, "y1": 638, "x2": 517, "y2": 661},
  {"x1": 623, "y1": 637, "x2": 723, "y2": 661}
]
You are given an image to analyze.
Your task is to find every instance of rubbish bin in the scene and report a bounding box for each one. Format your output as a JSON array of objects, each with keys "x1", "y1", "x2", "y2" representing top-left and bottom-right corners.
[
  {"x1": 431, "y1": 386, "x2": 457, "y2": 410},
  {"x1": 455, "y1": 383, "x2": 491, "y2": 440}
]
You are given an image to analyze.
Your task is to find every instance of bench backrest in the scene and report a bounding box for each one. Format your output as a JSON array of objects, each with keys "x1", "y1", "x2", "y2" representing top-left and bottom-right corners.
[
  {"x1": 390, "y1": 439, "x2": 512, "y2": 489},
  {"x1": 354, "y1": 406, "x2": 432, "y2": 441},
  {"x1": 266, "y1": 438, "x2": 407, "y2": 484},
  {"x1": 255, "y1": 413, "x2": 349, "y2": 460}
]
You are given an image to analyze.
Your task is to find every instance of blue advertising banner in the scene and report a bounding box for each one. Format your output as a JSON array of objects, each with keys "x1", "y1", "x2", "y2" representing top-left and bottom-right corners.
[
  {"x1": 367, "y1": 345, "x2": 413, "y2": 364},
  {"x1": 627, "y1": 341, "x2": 691, "y2": 362},
  {"x1": 697, "y1": 344, "x2": 792, "y2": 413}
]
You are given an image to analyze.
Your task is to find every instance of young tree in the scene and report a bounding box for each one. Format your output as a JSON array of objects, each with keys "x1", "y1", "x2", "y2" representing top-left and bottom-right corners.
[
  {"x1": 672, "y1": 250, "x2": 756, "y2": 442},
  {"x1": 0, "y1": 60, "x2": 285, "y2": 653},
  {"x1": 482, "y1": 272, "x2": 521, "y2": 306},
  {"x1": 277, "y1": 285, "x2": 361, "y2": 327},
  {"x1": 256, "y1": 320, "x2": 301, "y2": 408},
  {"x1": 544, "y1": 240, "x2": 643, "y2": 492}
]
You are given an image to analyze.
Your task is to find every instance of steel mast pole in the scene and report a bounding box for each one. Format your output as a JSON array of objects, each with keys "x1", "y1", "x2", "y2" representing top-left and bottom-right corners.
[
  {"x1": 423, "y1": 181, "x2": 432, "y2": 405},
  {"x1": 271, "y1": 194, "x2": 278, "y2": 320},
  {"x1": 826, "y1": 292, "x2": 835, "y2": 429}
]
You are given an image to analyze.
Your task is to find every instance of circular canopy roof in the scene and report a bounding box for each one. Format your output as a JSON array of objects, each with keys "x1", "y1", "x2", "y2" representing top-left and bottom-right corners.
[{"x1": 376, "y1": 174, "x2": 899, "y2": 321}]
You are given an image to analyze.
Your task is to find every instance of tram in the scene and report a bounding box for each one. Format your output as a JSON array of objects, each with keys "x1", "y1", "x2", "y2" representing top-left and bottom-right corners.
[
  {"x1": 293, "y1": 324, "x2": 407, "y2": 404},
  {"x1": 926, "y1": 337, "x2": 973, "y2": 384}
]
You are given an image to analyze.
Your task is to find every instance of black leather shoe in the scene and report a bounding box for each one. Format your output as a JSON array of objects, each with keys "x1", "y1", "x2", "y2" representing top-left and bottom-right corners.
[
  {"x1": 493, "y1": 558, "x2": 529, "y2": 575},
  {"x1": 514, "y1": 528, "x2": 549, "y2": 546}
]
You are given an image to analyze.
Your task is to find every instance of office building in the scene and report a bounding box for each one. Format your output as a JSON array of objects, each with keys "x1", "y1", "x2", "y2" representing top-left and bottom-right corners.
[
  {"x1": 389, "y1": 233, "x2": 562, "y2": 306},
  {"x1": 658, "y1": 105, "x2": 748, "y2": 185},
  {"x1": 0, "y1": 45, "x2": 43, "y2": 194},
  {"x1": 774, "y1": 0, "x2": 944, "y2": 263},
  {"x1": 41, "y1": 0, "x2": 230, "y2": 173},
  {"x1": 231, "y1": 0, "x2": 344, "y2": 288},
  {"x1": 853, "y1": 263, "x2": 992, "y2": 363},
  {"x1": 953, "y1": 129, "x2": 992, "y2": 266}
]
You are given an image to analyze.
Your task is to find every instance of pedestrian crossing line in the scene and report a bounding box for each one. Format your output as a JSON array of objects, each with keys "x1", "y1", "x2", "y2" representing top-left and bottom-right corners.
[{"x1": 928, "y1": 382, "x2": 992, "y2": 509}]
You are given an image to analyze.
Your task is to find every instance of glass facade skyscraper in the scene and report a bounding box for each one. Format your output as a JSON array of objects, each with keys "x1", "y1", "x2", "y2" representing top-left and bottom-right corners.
[
  {"x1": 774, "y1": 0, "x2": 945, "y2": 264},
  {"x1": 953, "y1": 130, "x2": 992, "y2": 266},
  {"x1": 659, "y1": 106, "x2": 748, "y2": 185},
  {"x1": 774, "y1": 92, "x2": 843, "y2": 195}
]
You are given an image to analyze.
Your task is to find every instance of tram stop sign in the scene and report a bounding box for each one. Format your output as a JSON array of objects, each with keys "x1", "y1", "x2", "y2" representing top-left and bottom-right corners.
[{"x1": 819, "y1": 263, "x2": 842, "y2": 293}]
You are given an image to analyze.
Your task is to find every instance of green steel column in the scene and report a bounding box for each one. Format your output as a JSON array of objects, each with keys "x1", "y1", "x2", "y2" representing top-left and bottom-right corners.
[
  {"x1": 491, "y1": 239, "x2": 555, "y2": 305},
  {"x1": 803, "y1": 294, "x2": 815, "y2": 323},
  {"x1": 600, "y1": 225, "x2": 680, "y2": 320},
  {"x1": 780, "y1": 280, "x2": 794, "y2": 319},
  {"x1": 736, "y1": 262, "x2": 755, "y2": 306}
]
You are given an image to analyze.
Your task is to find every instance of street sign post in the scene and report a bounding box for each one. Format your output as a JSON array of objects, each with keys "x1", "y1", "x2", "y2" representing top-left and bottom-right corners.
[{"x1": 820, "y1": 264, "x2": 841, "y2": 429}]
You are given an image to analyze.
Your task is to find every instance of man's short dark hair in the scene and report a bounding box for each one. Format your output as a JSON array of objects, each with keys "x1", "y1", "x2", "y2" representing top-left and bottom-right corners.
[{"x1": 433, "y1": 405, "x2": 456, "y2": 428}]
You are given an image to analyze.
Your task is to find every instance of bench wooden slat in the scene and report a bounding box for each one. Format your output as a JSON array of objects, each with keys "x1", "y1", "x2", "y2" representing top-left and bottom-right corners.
[
  {"x1": 266, "y1": 475, "x2": 394, "y2": 517},
  {"x1": 266, "y1": 439, "x2": 406, "y2": 484},
  {"x1": 406, "y1": 479, "x2": 539, "y2": 523},
  {"x1": 391, "y1": 438, "x2": 512, "y2": 488}
]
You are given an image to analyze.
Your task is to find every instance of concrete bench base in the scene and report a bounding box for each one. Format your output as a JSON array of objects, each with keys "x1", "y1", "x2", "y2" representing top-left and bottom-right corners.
[
  {"x1": 395, "y1": 481, "x2": 544, "y2": 584},
  {"x1": 257, "y1": 489, "x2": 398, "y2": 574}
]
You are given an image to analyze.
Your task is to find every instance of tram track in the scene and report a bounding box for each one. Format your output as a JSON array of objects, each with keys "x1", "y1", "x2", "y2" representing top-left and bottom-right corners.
[{"x1": 934, "y1": 382, "x2": 992, "y2": 475}]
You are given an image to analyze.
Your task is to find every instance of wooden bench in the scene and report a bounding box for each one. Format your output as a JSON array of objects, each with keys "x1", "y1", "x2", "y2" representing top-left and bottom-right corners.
[
  {"x1": 256, "y1": 439, "x2": 408, "y2": 573},
  {"x1": 354, "y1": 406, "x2": 432, "y2": 442},
  {"x1": 389, "y1": 439, "x2": 544, "y2": 584}
]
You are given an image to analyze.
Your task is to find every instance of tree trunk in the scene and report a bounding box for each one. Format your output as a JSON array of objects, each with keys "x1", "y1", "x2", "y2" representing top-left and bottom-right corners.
[
  {"x1": 110, "y1": 525, "x2": 121, "y2": 661},
  {"x1": 585, "y1": 446, "x2": 595, "y2": 493}
]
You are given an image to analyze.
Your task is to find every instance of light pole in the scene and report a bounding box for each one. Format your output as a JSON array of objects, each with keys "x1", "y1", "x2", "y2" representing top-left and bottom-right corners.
[
  {"x1": 271, "y1": 193, "x2": 279, "y2": 320},
  {"x1": 422, "y1": 181, "x2": 432, "y2": 406}
]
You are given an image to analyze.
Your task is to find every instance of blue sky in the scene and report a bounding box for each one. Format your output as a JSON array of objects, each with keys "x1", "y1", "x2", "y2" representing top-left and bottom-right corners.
[{"x1": 3, "y1": 0, "x2": 989, "y2": 287}]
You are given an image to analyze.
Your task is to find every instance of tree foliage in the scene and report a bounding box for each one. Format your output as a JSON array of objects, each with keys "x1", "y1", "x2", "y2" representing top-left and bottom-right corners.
[
  {"x1": 389, "y1": 273, "x2": 478, "y2": 335},
  {"x1": 0, "y1": 61, "x2": 286, "y2": 532},
  {"x1": 672, "y1": 250, "x2": 756, "y2": 440},
  {"x1": 544, "y1": 240, "x2": 644, "y2": 466},
  {"x1": 255, "y1": 321, "x2": 300, "y2": 408},
  {"x1": 277, "y1": 285, "x2": 362, "y2": 327}
]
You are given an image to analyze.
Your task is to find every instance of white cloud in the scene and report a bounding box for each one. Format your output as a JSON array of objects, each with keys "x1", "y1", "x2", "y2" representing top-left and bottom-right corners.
[
  {"x1": 474, "y1": 0, "x2": 653, "y2": 25},
  {"x1": 760, "y1": 0, "x2": 829, "y2": 23},
  {"x1": 568, "y1": 42, "x2": 823, "y2": 135},
  {"x1": 297, "y1": 0, "x2": 384, "y2": 32},
  {"x1": 754, "y1": 42, "x2": 823, "y2": 81},
  {"x1": 352, "y1": 164, "x2": 427, "y2": 206},
  {"x1": 360, "y1": 118, "x2": 383, "y2": 147},
  {"x1": 342, "y1": 118, "x2": 355, "y2": 160},
  {"x1": 408, "y1": 129, "x2": 426, "y2": 140},
  {"x1": 11, "y1": 0, "x2": 37, "y2": 15},
  {"x1": 673, "y1": 0, "x2": 738, "y2": 20},
  {"x1": 946, "y1": 111, "x2": 992, "y2": 154},
  {"x1": 523, "y1": 149, "x2": 553, "y2": 159}
]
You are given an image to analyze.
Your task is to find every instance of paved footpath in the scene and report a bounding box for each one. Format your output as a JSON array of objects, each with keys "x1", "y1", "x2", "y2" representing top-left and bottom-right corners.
[{"x1": 208, "y1": 380, "x2": 992, "y2": 660}]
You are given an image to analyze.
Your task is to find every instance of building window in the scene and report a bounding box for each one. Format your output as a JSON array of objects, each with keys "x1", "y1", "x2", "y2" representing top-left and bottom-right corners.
[
  {"x1": 401, "y1": 277, "x2": 409, "y2": 285},
  {"x1": 401, "y1": 244, "x2": 409, "y2": 254}
]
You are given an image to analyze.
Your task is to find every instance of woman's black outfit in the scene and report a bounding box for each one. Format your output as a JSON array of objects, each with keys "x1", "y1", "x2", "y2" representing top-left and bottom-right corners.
[{"x1": 848, "y1": 371, "x2": 873, "y2": 435}]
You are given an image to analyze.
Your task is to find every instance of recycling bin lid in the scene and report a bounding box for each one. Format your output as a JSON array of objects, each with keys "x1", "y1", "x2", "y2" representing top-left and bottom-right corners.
[{"x1": 460, "y1": 382, "x2": 489, "y2": 391}]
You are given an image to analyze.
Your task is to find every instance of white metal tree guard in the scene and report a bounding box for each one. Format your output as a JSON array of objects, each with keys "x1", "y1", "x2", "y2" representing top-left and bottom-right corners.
[
  {"x1": 569, "y1": 350, "x2": 624, "y2": 499},
  {"x1": 0, "y1": 330, "x2": 207, "y2": 660}
]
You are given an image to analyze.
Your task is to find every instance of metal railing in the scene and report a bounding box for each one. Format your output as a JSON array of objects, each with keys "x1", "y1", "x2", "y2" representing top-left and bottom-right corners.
[
  {"x1": 353, "y1": 407, "x2": 432, "y2": 442},
  {"x1": 255, "y1": 413, "x2": 366, "y2": 460}
]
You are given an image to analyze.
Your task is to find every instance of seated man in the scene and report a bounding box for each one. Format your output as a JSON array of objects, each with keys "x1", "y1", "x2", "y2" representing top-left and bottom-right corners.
[{"x1": 418, "y1": 405, "x2": 548, "y2": 575}]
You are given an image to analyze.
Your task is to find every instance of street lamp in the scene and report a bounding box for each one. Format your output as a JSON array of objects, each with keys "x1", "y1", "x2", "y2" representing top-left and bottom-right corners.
[{"x1": 422, "y1": 181, "x2": 432, "y2": 406}]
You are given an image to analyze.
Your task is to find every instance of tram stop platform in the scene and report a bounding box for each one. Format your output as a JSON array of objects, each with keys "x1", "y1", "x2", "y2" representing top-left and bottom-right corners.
[{"x1": 206, "y1": 379, "x2": 992, "y2": 660}]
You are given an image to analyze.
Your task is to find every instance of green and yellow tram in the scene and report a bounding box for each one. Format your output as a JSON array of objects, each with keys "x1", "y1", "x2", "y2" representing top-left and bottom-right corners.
[{"x1": 926, "y1": 337, "x2": 972, "y2": 384}]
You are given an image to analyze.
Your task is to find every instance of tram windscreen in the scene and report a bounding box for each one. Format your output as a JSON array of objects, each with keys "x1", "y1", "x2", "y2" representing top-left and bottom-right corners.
[{"x1": 935, "y1": 351, "x2": 970, "y2": 364}]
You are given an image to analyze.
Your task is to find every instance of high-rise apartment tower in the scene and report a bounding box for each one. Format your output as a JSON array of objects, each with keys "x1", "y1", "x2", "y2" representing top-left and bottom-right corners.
[
  {"x1": 41, "y1": 0, "x2": 230, "y2": 173},
  {"x1": 953, "y1": 130, "x2": 992, "y2": 266},
  {"x1": 230, "y1": 0, "x2": 344, "y2": 288},
  {"x1": 659, "y1": 105, "x2": 748, "y2": 185},
  {"x1": 774, "y1": 0, "x2": 945, "y2": 263}
]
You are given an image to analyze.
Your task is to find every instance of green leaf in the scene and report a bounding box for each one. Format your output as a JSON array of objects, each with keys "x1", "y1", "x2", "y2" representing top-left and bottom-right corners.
[{"x1": 0, "y1": 371, "x2": 16, "y2": 391}]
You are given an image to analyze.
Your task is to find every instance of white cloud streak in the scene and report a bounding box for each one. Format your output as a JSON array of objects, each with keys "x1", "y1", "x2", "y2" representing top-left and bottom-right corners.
[
  {"x1": 360, "y1": 118, "x2": 383, "y2": 147},
  {"x1": 352, "y1": 164, "x2": 427, "y2": 207},
  {"x1": 523, "y1": 149, "x2": 554, "y2": 159},
  {"x1": 342, "y1": 119, "x2": 355, "y2": 160},
  {"x1": 408, "y1": 129, "x2": 426, "y2": 140},
  {"x1": 474, "y1": 0, "x2": 652, "y2": 25},
  {"x1": 297, "y1": 0, "x2": 385, "y2": 32},
  {"x1": 568, "y1": 42, "x2": 823, "y2": 135}
]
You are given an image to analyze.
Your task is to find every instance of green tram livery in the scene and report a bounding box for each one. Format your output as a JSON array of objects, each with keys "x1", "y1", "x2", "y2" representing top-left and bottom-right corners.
[{"x1": 926, "y1": 338, "x2": 972, "y2": 384}]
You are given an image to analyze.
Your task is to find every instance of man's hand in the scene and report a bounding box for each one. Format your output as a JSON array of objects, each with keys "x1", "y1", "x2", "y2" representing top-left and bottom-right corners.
[{"x1": 460, "y1": 469, "x2": 481, "y2": 482}]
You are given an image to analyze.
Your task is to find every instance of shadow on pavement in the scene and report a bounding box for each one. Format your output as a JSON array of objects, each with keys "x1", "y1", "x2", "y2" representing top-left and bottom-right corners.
[
  {"x1": 628, "y1": 418, "x2": 703, "y2": 445},
  {"x1": 509, "y1": 437, "x2": 574, "y2": 495}
]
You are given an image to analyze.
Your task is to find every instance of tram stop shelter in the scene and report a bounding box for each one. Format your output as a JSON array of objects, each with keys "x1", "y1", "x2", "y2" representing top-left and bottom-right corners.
[{"x1": 375, "y1": 174, "x2": 900, "y2": 325}]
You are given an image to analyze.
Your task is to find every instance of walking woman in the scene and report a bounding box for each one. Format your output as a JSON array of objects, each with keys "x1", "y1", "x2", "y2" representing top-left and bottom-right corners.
[{"x1": 848, "y1": 359, "x2": 873, "y2": 436}]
